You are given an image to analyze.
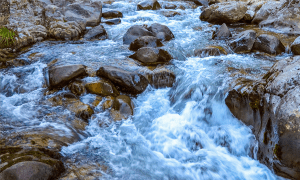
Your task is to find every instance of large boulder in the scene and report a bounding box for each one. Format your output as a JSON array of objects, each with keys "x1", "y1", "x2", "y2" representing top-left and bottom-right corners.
[
  {"x1": 83, "y1": 25, "x2": 108, "y2": 40},
  {"x1": 194, "y1": 46, "x2": 227, "y2": 57},
  {"x1": 129, "y1": 47, "x2": 172, "y2": 65},
  {"x1": 147, "y1": 23, "x2": 175, "y2": 41},
  {"x1": 46, "y1": 64, "x2": 87, "y2": 88},
  {"x1": 291, "y1": 36, "x2": 300, "y2": 55},
  {"x1": 123, "y1": 25, "x2": 154, "y2": 45},
  {"x1": 85, "y1": 78, "x2": 120, "y2": 97},
  {"x1": 110, "y1": 95, "x2": 134, "y2": 121},
  {"x1": 252, "y1": 1, "x2": 285, "y2": 24},
  {"x1": 225, "y1": 56, "x2": 300, "y2": 179},
  {"x1": 129, "y1": 36, "x2": 163, "y2": 51},
  {"x1": 137, "y1": 0, "x2": 161, "y2": 10},
  {"x1": 229, "y1": 30, "x2": 256, "y2": 53},
  {"x1": 0, "y1": 0, "x2": 10, "y2": 26},
  {"x1": 252, "y1": 34, "x2": 285, "y2": 55},
  {"x1": 0, "y1": 147, "x2": 65, "y2": 180},
  {"x1": 200, "y1": 2, "x2": 247, "y2": 24},
  {"x1": 212, "y1": 23, "x2": 231, "y2": 40},
  {"x1": 96, "y1": 66, "x2": 149, "y2": 94}
]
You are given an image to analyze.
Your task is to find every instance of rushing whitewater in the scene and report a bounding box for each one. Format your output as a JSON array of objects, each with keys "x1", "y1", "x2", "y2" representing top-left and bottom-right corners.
[{"x1": 0, "y1": 0, "x2": 289, "y2": 179}]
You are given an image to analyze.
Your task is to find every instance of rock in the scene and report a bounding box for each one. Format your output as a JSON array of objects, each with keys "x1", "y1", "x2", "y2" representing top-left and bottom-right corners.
[
  {"x1": 68, "y1": 81, "x2": 86, "y2": 96},
  {"x1": 129, "y1": 36, "x2": 163, "y2": 51},
  {"x1": 104, "y1": 18, "x2": 121, "y2": 25},
  {"x1": 129, "y1": 47, "x2": 172, "y2": 65},
  {"x1": 194, "y1": 46, "x2": 227, "y2": 57},
  {"x1": 0, "y1": 147, "x2": 65, "y2": 180},
  {"x1": 243, "y1": 10, "x2": 255, "y2": 21},
  {"x1": 252, "y1": 34, "x2": 285, "y2": 55},
  {"x1": 212, "y1": 23, "x2": 231, "y2": 40},
  {"x1": 110, "y1": 95, "x2": 134, "y2": 121},
  {"x1": 64, "y1": 2, "x2": 102, "y2": 26},
  {"x1": 252, "y1": 1, "x2": 284, "y2": 24},
  {"x1": 102, "y1": 10, "x2": 123, "y2": 19},
  {"x1": 66, "y1": 99, "x2": 94, "y2": 121},
  {"x1": 200, "y1": 2, "x2": 247, "y2": 24},
  {"x1": 137, "y1": 0, "x2": 161, "y2": 10},
  {"x1": 103, "y1": 96, "x2": 115, "y2": 110},
  {"x1": 161, "y1": 11, "x2": 181, "y2": 17},
  {"x1": 225, "y1": 56, "x2": 300, "y2": 179},
  {"x1": 47, "y1": 64, "x2": 87, "y2": 88},
  {"x1": 83, "y1": 25, "x2": 108, "y2": 40},
  {"x1": 85, "y1": 78, "x2": 120, "y2": 97},
  {"x1": 48, "y1": 20, "x2": 86, "y2": 40},
  {"x1": 0, "y1": 0, "x2": 10, "y2": 26},
  {"x1": 96, "y1": 66, "x2": 149, "y2": 94},
  {"x1": 164, "y1": 4, "x2": 177, "y2": 9},
  {"x1": 123, "y1": 25, "x2": 154, "y2": 45},
  {"x1": 291, "y1": 36, "x2": 300, "y2": 55},
  {"x1": 229, "y1": 30, "x2": 256, "y2": 53},
  {"x1": 144, "y1": 67, "x2": 176, "y2": 88},
  {"x1": 147, "y1": 23, "x2": 175, "y2": 41}
]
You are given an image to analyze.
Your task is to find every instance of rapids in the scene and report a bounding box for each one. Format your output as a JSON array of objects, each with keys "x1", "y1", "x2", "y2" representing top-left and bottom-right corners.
[{"x1": 0, "y1": 0, "x2": 290, "y2": 179}]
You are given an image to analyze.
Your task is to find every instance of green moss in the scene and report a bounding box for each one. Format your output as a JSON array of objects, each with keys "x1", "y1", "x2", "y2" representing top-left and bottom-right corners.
[
  {"x1": 274, "y1": 144, "x2": 282, "y2": 159},
  {"x1": 0, "y1": 27, "x2": 18, "y2": 48}
]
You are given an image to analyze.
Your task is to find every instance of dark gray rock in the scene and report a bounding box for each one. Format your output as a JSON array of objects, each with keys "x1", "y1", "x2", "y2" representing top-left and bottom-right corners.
[
  {"x1": 96, "y1": 66, "x2": 149, "y2": 94},
  {"x1": 102, "y1": 10, "x2": 123, "y2": 19},
  {"x1": 123, "y1": 25, "x2": 154, "y2": 45},
  {"x1": 200, "y1": 2, "x2": 247, "y2": 24},
  {"x1": 111, "y1": 95, "x2": 134, "y2": 121},
  {"x1": 47, "y1": 64, "x2": 87, "y2": 88},
  {"x1": 137, "y1": 0, "x2": 161, "y2": 10},
  {"x1": 225, "y1": 56, "x2": 300, "y2": 180},
  {"x1": 252, "y1": 34, "x2": 285, "y2": 55},
  {"x1": 144, "y1": 67, "x2": 176, "y2": 88},
  {"x1": 104, "y1": 18, "x2": 121, "y2": 25},
  {"x1": 229, "y1": 30, "x2": 256, "y2": 53},
  {"x1": 129, "y1": 36, "x2": 163, "y2": 51},
  {"x1": 194, "y1": 46, "x2": 227, "y2": 57},
  {"x1": 147, "y1": 23, "x2": 174, "y2": 41},
  {"x1": 212, "y1": 23, "x2": 231, "y2": 40},
  {"x1": 291, "y1": 36, "x2": 300, "y2": 55},
  {"x1": 0, "y1": 0, "x2": 10, "y2": 26},
  {"x1": 129, "y1": 47, "x2": 172, "y2": 65},
  {"x1": 84, "y1": 25, "x2": 108, "y2": 40},
  {"x1": 85, "y1": 78, "x2": 120, "y2": 97}
]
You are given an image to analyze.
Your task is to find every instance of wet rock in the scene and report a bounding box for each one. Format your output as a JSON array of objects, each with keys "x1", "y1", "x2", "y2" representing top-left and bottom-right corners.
[
  {"x1": 252, "y1": 34, "x2": 285, "y2": 55},
  {"x1": 0, "y1": 0, "x2": 10, "y2": 26},
  {"x1": 110, "y1": 95, "x2": 134, "y2": 121},
  {"x1": 102, "y1": 10, "x2": 123, "y2": 19},
  {"x1": 147, "y1": 23, "x2": 175, "y2": 41},
  {"x1": 291, "y1": 36, "x2": 300, "y2": 55},
  {"x1": 66, "y1": 99, "x2": 94, "y2": 121},
  {"x1": 103, "y1": 96, "x2": 115, "y2": 110},
  {"x1": 137, "y1": 0, "x2": 161, "y2": 10},
  {"x1": 47, "y1": 64, "x2": 87, "y2": 88},
  {"x1": 129, "y1": 36, "x2": 163, "y2": 51},
  {"x1": 144, "y1": 67, "x2": 176, "y2": 88},
  {"x1": 229, "y1": 30, "x2": 256, "y2": 53},
  {"x1": 104, "y1": 18, "x2": 121, "y2": 25},
  {"x1": 164, "y1": 4, "x2": 177, "y2": 9},
  {"x1": 194, "y1": 46, "x2": 227, "y2": 57},
  {"x1": 225, "y1": 56, "x2": 300, "y2": 180},
  {"x1": 91, "y1": 96, "x2": 103, "y2": 108},
  {"x1": 123, "y1": 25, "x2": 154, "y2": 45},
  {"x1": 161, "y1": 11, "x2": 181, "y2": 17},
  {"x1": 200, "y1": 2, "x2": 247, "y2": 24},
  {"x1": 96, "y1": 66, "x2": 149, "y2": 94},
  {"x1": 129, "y1": 47, "x2": 172, "y2": 65},
  {"x1": 0, "y1": 147, "x2": 65, "y2": 180},
  {"x1": 212, "y1": 23, "x2": 231, "y2": 40},
  {"x1": 48, "y1": 20, "x2": 86, "y2": 40},
  {"x1": 85, "y1": 78, "x2": 120, "y2": 97},
  {"x1": 83, "y1": 25, "x2": 108, "y2": 40},
  {"x1": 68, "y1": 81, "x2": 86, "y2": 96},
  {"x1": 243, "y1": 10, "x2": 255, "y2": 21}
]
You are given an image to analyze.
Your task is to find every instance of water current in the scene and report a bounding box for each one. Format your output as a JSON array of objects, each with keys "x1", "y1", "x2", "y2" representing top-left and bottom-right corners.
[{"x1": 0, "y1": 0, "x2": 291, "y2": 179}]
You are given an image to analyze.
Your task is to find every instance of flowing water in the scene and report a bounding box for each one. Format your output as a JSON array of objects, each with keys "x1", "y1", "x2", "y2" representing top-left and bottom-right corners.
[{"x1": 0, "y1": 0, "x2": 291, "y2": 179}]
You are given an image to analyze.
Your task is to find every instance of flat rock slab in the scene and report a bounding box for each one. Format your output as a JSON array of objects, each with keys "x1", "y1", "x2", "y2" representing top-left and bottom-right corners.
[
  {"x1": 96, "y1": 66, "x2": 149, "y2": 94},
  {"x1": 47, "y1": 64, "x2": 87, "y2": 88}
]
